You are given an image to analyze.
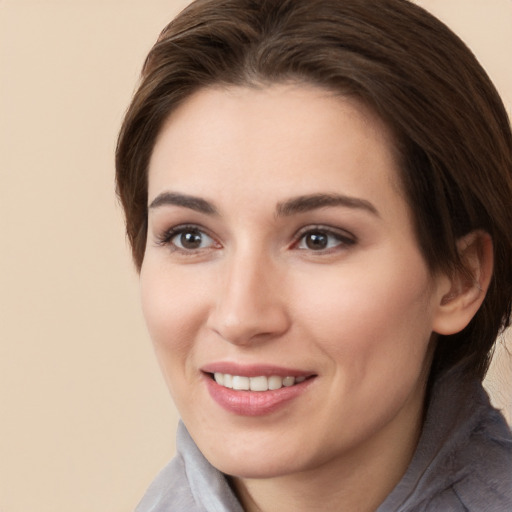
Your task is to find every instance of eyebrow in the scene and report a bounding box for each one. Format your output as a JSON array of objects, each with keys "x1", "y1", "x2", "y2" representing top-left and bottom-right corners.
[
  {"x1": 276, "y1": 193, "x2": 379, "y2": 217},
  {"x1": 148, "y1": 191, "x2": 379, "y2": 218},
  {"x1": 148, "y1": 192, "x2": 219, "y2": 215}
]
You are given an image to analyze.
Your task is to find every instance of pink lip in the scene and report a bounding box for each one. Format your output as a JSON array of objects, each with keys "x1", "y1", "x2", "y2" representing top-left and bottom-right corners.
[{"x1": 201, "y1": 364, "x2": 316, "y2": 416}]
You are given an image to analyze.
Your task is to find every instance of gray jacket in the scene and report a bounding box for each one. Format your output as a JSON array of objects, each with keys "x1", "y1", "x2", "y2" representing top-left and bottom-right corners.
[{"x1": 135, "y1": 363, "x2": 512, "y2": 511}]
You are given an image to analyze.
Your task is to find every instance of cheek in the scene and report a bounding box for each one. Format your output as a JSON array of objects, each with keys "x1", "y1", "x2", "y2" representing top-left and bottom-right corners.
[
  {"x1": 293, "y1": 254, "x2": 435, "y2": 371},
  {"x1": 139, "y1": 262, "x2": 209, "y2": 376}
]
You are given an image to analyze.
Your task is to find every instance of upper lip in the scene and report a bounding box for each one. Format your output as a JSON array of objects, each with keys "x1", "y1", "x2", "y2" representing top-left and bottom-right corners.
[{"x1": 201, "y1": 362, "x2": 315, "y2": 378}]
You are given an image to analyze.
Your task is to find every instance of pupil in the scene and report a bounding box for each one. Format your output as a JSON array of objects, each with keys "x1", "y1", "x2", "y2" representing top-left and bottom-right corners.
[
  {"x1": 181, "y1": 230, "x2": 202, "y2": 249},
  {"x1": 306, "y1": 232, "x2": 328, "y2": 250}
]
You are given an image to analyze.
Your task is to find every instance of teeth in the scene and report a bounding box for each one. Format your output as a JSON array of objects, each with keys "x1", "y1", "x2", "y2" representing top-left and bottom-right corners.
[
  {"x1": 268, "y1": 375, "x2": 283, "y2": 390},
  {"x1": 232, "y1": 376, "x2": 250, "y2": 390},
  {"x1": 213, "y1": 373, "x2": 307, "y2": 391},
  {"x1": 250, "y1": 376, "x2": 268, "y2": 391},
  {"x1": 223, "y1": 374, "x2": 233, "y2": 389},
  {"x1": 282, "y1": 376, "x2": 295, "y2": 387}
]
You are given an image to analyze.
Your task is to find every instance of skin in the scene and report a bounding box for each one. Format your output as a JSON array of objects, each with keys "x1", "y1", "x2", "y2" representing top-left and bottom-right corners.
[{"x1": 140, "y1": 84, "x2": 490, "y2": 512}]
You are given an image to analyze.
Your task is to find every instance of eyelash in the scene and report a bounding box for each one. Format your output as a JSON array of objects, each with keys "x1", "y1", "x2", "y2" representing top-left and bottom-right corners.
[
  {"x1": 292, "y1": 225, "x2": 356, "y2": 252},
  {"x1": 155, "y1": 224, "x2": 356, "y2": 254},
  {"x1": 155, "y1": 224, "x2": 218, "y2": 252}
]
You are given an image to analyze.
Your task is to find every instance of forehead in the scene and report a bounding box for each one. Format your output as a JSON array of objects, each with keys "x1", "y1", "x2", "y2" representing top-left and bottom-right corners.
[{"x1": 147, "y1": 84, "x2": 403, "y2": 213}]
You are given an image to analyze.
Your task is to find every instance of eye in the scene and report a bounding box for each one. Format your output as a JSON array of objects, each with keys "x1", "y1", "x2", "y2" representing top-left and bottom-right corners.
[
  {"x1": 295, "y1": 228, "x2": 355, "y2": 251},
  {"x1": 158, "y1": 225, "x2": 217, "y2": 252}
]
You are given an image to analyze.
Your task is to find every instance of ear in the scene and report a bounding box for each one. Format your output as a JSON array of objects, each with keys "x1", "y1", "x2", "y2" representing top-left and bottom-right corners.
[{"x1": 432, "y1": 231, "x2": 493, "y2": 335}]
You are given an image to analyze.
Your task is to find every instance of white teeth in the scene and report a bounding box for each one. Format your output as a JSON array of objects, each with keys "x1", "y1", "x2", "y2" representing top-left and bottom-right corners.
[
  {"x1": 213, "y1": 373, "x2": 306, "y2": 391},
  {"x1": 232, "y1": 375, "x2": 250, "y2": 390},
  {"x1": 282, "y1": 376, "x2": 295, "y2": 387},
  {"x1": 223, "y1": 374, "x2": 233, "y2": 389},
  {"x1": 250, "y1": 376, "x2": 268, "y2": 391},
  {"x1": 268, "y1": 375, "x2": 283, "y2": 390}
]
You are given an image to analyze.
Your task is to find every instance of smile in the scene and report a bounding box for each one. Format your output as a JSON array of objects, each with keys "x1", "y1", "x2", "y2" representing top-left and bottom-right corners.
[
  {"x1": 205, "y1": 372, "x2": 316, "y2": 416},
  {"x1": 212, "y1": 373, "x2": 307, "y2": 391}
]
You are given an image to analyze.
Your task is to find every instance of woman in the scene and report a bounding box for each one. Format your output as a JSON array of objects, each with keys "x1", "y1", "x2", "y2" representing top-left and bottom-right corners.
[{"x1": 116, "y1": 0, "x2": 512, "y2": 510}]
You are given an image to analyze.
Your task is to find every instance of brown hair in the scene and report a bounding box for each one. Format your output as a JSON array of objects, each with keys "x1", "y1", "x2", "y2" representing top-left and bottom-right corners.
[{"x1": 116, "y1": 0, "x2": 512, "y2": 379}]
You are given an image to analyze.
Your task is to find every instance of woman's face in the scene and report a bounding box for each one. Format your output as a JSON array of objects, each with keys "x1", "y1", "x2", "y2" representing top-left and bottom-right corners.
[{"x1": 141, "y1": 84, "x2": 448, "y2": 479}]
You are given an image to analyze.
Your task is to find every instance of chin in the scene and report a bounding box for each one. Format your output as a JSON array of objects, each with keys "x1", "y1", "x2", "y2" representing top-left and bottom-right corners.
[
  {"x1": 196, "y1": 431, "x2": 318, "y2": 479},
  {"x1": 210, "y1": 454, "x2": 302, "y2": 480}
]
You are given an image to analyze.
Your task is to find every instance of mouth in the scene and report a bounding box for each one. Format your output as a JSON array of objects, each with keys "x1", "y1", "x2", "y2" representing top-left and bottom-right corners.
[
  {"x1": 200, "y1": 363, "x2": 317, "y2": 415},
  {"x1": 203, "y1": 370, "x2": 316, "y2": 416},
  {"x1": 208, "y1": 372, "x2": 311, "y2": 391}
]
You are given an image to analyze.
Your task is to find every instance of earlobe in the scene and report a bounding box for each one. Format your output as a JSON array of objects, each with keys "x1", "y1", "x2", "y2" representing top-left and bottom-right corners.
[{"x1": 432, "y1": 231, "x2": 493, "y2": 336}]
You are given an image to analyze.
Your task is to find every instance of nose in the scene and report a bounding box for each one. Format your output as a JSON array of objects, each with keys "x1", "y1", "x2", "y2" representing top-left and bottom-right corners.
[{"x1": 207, "y1": 249, "x2": 290, "y2": 346}]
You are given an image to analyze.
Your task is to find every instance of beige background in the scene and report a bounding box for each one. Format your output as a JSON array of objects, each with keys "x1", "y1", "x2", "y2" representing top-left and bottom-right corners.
[{"x1": 1, "y1": 1, "x2": 511, "y2": 511}]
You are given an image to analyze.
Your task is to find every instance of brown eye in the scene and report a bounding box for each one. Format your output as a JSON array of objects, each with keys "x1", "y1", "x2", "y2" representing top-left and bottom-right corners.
[
  {"x1": 179, "y1": 230, "x2": 203, "y2": 249},
  {"x1": 296, "y1": 228, "x2": 355, "y2": 252},
  {"x1": 304, "y1": 232, "x2": 328, "y2": 250},
  {"x1": 170, "y1": 228, "x2": 215, "y2": 251}
]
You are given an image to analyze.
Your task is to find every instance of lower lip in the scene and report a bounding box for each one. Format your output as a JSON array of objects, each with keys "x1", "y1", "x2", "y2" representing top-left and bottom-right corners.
[{"x1": 204, "y1": 375, "x2": 314, "y2": 416}]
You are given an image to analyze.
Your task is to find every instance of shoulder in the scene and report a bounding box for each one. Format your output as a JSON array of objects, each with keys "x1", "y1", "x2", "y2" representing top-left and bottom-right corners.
[
  {"x1": 134, "y1": 455, "x2": 203, "y2": 512},
  {"x1": 379, "y1": 364, "x2": 512, "y2": 512},
  {"x1": 448, "y1": 396, "x2": 512, "y2": 511},
  {"x1": 424, "y1": 375, "x2": 512, "y2": 511},
  {"x1": 134, "y1": 422, "x2": 244, "y2": 512}
]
